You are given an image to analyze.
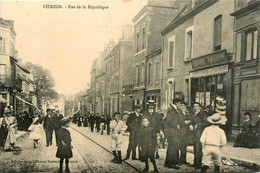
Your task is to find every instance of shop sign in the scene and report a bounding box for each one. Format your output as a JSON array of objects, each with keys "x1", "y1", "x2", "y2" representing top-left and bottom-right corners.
[
  {"x1": 191, "y1": 50, "x2": 228, "y2": 70},
  {"x1": 190, "y1": 65, "x2": 228, "y2": 78}
]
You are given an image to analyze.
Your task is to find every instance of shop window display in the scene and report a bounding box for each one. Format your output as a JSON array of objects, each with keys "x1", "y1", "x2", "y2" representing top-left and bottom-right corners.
[{"x1": 191, "y1": 74, "x2": 226, "y2": 116}]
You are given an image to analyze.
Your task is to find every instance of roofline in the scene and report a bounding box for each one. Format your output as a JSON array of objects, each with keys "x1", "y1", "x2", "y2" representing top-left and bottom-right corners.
[
  {"x1": 161, "y1": 0, "x2": 218, "y2": 36},
  {"x1": 132, "y1": 5, "x2": 178, "y2": 23}
]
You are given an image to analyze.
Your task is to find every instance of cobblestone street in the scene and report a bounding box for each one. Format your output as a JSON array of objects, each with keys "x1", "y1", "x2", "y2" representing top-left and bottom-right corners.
[
  {"x1": 71, "y1": 124, "x2": 257, "y2": 173},
  {"x1": 0, "y1": 123, "x2": 257, "y2": 172}
]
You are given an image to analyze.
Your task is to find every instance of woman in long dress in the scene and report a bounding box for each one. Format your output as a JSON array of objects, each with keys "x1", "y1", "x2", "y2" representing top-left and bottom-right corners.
[{"x1": 2, "y1": 106, "x2": 17, "y2": 151}]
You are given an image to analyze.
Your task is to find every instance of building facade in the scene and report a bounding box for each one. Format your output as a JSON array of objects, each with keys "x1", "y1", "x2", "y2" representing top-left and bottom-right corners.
[
  {"x1": 132, "y1": 1, "x2": 178, "y2": 110},
  {"x1": 161, "y1": 0, "x2": 235, "y2": 136},
  {"x1": 231, "y1": 0, "x2": 260, "y2": 126}
]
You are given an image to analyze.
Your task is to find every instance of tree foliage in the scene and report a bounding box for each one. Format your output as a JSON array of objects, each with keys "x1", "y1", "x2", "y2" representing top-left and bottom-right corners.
[{"x1": 25, "y1": 62, "x2": 59, "y2": 106}]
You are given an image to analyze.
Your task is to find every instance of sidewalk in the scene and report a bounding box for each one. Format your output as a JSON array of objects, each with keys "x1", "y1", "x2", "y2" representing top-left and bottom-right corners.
[{"x1": 71, "y1": 124, "x2": 260, "y2": 170}]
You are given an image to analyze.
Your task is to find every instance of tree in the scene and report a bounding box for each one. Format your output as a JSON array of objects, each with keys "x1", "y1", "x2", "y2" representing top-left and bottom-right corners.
[{"x1": 25, "y1": 62, "x2": 59, "y2": 108}]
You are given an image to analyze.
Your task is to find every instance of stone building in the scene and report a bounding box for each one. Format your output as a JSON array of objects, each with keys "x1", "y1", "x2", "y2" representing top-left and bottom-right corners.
[
  {"x1": 132, "y1": 0, "x2": 179, "y2": 110},
  {"x1": 231, "y1": 0, "x2": 260, "y2": 126},
  {"x1": 161, "y1": 0, "x2": 235, "y2": 136}
]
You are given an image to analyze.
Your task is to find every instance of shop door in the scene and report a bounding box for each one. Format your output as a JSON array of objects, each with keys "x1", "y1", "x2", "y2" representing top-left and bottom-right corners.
[{"x1": 240, "y1": 79, "x2": 260, "y2": 123}]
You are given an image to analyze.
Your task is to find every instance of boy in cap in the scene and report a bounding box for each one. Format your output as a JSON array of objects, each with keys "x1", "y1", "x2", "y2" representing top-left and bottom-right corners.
[
  {"x1": 200, "y1": 113, "x2": 227, "y2": 172},
  {"x1": 139, "y1": 116, "x2": 158, "y2": 172},
  {"x1": 110, "y1": 112, "x2": 127, "y2": 164}
]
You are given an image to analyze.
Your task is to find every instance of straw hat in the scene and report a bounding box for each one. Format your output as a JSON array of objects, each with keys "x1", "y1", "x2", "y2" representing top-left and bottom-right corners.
[{"x1": 207, "y1": 113, "x2": 227, "y2": 125}]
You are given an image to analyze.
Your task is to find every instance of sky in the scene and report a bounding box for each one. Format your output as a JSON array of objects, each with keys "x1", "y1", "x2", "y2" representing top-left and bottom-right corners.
[{"x1": 0, "y1": 0, "x2": 146, "y2": 96}]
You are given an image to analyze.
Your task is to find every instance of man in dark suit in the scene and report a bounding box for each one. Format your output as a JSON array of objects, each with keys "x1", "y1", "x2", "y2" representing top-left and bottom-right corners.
[
  {"x1": 88, "y1": 113, "x2": 95, "y2": 132},
  {"x1": 143, "y1": 100, "x2": 161, "y2": 159},
  {"x1": 190, "y1": 102, "x2": 207, "y2": 170},
  {"x1": 52, "y1": 110, "x2": 63, "y2": 146},
  {"x1": 164, "y1": 98, "x2": 182, "y2": 169},
  {"x1": 124, "y1": 104, "x2": 142, "y2": 160},
  {"x1": 43, "y1": 109, "x2": 54, "y2": 147},
  {"x1": 178, "y1": 101, "x2": 192, "y2": 165}
]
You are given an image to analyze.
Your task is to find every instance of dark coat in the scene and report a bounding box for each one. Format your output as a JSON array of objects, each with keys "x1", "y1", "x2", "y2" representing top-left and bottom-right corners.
[
  {"x1": 43, "y1": 115, "x2": 53, "y2": 130},
  {"x1": 191, "y1": 110, "x2": 207, "y2": 141},
  {"x1": 56, "y1": 128, "x2": 73, "y2": 159},
  {"x1": 165, "y1": 105, "x2": 181, "y2": 138},
  {"x1": 126, "y1": 112, "x2": 142, "y2": 144},
  {"x1": 139, "y1": 125, "x2": 156, "y2": 160},
  {"x1": 88, "y1": 115, "x2": 96, "y2": 125}
]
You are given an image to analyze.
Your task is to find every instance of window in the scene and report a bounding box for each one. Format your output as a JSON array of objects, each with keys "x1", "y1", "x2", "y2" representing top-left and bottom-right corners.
[
  {"x1": 168, "y1": 36, "x2": 175, "y2": 68},
  {"x1": 245, "y1": 29, "x2": 258, "y2": 61},
  {"x1": 235, "y1": 33, "x2": 242, "y2": 62},
  {"x1": 142, "y1": 27, "x2": 146, "y2": 49},
  {"x1": 138, "y1": 65, "x2": 142, "y2": 86},
  {"x1": 0, "y1": 64, "x2": 6, "y2": 82},
  {"x1": 213, "y1": 15, "x2": 222, "y2": 51},
  {"x1": 0, "y1": 38, "x2": 6, "y2": 53},
  {"x1": 136, "y1": 32, "x2": 140, "y2": 52},
  {"x1": 155, "y1": 61, "x2": 159, "y2": 81},
  {"x1": 185, "y1": 27, "x2": 193, "y2": 60},
  {"x1": 148, "y1": 63, "x2": 153, "y2": 84}
]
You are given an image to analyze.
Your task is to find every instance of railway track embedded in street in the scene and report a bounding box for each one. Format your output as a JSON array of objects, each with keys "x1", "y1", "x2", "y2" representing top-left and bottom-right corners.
[{"x1": 70, "y1": 126, "x2": 143, "y2": 173}]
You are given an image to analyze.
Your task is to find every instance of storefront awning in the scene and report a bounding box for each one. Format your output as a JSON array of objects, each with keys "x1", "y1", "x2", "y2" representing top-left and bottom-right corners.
[
  {"x1": 0, "y1": 96, "x2": 7, "y2": 103},
  {"x1": 190, "y1": 65, "x2": 228, "y2": 78},
  {"x1": 15, "y1": 95, "x2": 41, "y2": 112}
]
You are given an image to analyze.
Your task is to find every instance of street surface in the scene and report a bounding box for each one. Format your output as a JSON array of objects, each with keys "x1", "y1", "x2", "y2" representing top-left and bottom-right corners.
[
  {"x1": 71, "y1": 124, "x2": 257, "y2": 173},
  {"x1": 0, "y1": 123, "x2": 257, "y2": 172}
]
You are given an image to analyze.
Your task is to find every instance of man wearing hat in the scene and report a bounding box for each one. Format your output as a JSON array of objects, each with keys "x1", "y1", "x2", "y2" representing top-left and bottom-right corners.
[
  {"x1": 2, "y1": 106, "x2": 17, "y2": 151},
  {"x1": 164, "y1": 98, "x2": 182, "y2": 169},
  {"x1": 200, "y1": 113, "x2": 227, "y2": 172},
  {"x1": 143, "y1": 100, "x2": 161, "y2": 159},
  {"x1": 124, "y1": 104, "x2": 142, "y2": 160},
  {"x1": 189, "y1": 102, "x2": 207, "y2": 170},
  {"x1": 43, "y1": 109, "x2": 54, "y2": 147},
  {"x1": 52, "y1": 110, "x2": 64, "y2": 146}
]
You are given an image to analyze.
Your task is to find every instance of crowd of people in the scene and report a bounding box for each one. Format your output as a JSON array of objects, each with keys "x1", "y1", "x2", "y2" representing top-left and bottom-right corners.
[
  {"x1": 0, "y1": 100, "x2": 259, "y2": 173},
  {"x1": 72, "y1": 98, "x2": 257, "y2": 172}
]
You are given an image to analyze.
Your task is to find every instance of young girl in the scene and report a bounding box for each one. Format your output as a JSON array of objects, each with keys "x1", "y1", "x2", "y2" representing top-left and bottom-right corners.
[
  {"x1": 110, "y1": 112, "x2": 126, "y2": 164},
  {"x1": 139, "y1": 116, "x2": 158, "y2": 172},
  {"x1": 28, "y1": 117, "x2": 41, "y2": 148},
  {"x1": 56, "y1": 117, "x2": 73, "y2": 173}
]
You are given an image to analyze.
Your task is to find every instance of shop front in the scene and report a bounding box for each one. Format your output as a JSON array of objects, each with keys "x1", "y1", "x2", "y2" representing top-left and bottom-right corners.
[
  {"x1": 190, "y1": 50, "x2": 233, "y2": 136},
  {"x1": 145, "y1": 89, "x2": 161, "y2": 111}
]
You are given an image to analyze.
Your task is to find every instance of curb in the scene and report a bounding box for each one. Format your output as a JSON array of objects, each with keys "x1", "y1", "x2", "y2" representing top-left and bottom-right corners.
[{"x1": 186, "y1": 147, "x2": 260, "y2": 170}]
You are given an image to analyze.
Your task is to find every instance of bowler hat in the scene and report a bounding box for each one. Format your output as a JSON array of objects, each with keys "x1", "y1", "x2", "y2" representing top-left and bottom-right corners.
[{"x1": 207, "y1": 113, "x2": 227, "y2": 125}]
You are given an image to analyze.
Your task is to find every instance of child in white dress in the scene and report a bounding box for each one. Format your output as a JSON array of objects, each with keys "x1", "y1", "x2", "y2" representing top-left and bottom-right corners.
[{"x1": 28, "y1": 117, "x2": 41, "y2": 148}]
